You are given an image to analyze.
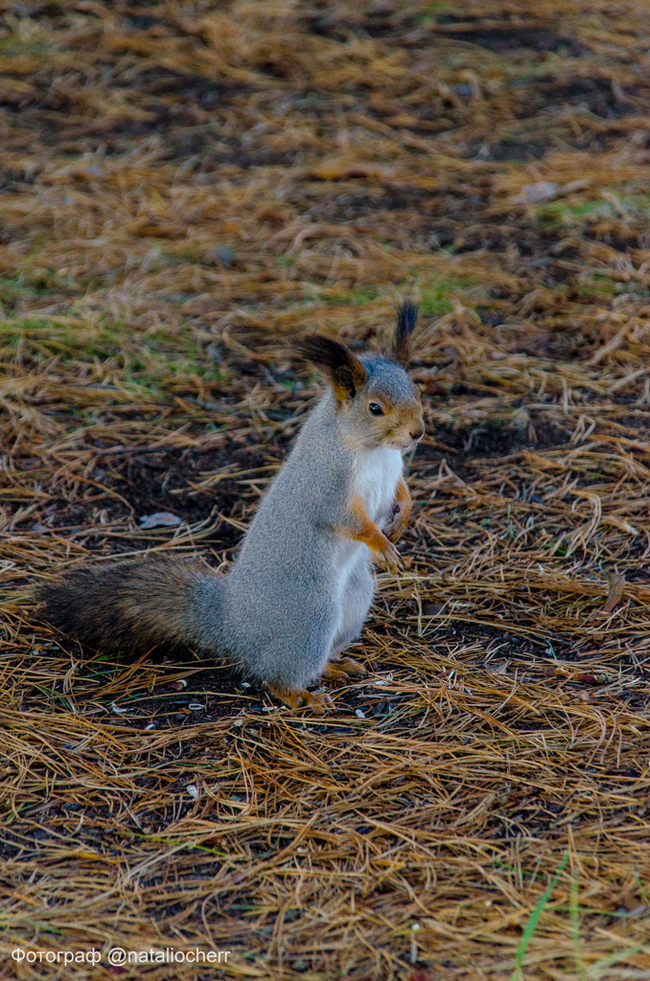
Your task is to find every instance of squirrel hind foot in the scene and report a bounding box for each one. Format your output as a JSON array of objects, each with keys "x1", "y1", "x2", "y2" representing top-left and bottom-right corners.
[
  {"x1": 266, "y1": 683, "x2": 334, "y2": 715},
  {"x1": 322, "y1": 657, "x2": 367, "y2": 681},
  {"x1": 335, "y1": 656, "x2": 367, "y2": 677},
  {"x1": 321, "y1": 662, "x2": 348, "y2": 681}
]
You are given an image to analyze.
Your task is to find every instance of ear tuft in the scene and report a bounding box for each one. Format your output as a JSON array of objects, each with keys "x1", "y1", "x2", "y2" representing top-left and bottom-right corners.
[
  {"x1": 296, "y1": 333, "x2": 368, "y2": 401},
  {"x1": 392, "y1": 301, "x2": 418, "y2": 366}
]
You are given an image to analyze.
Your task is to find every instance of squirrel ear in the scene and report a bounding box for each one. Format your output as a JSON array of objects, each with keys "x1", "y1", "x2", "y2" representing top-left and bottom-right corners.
[
  {"x1": 392, "y1": 301, "x2": 419, "y2": 366},
  {"x1": 296, "y1": 334, "x2": 368, "y2": 401}
]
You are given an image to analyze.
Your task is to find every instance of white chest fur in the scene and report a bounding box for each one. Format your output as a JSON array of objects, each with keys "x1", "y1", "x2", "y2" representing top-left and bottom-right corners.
[{"x1": 352, "y1": 446, "x2": 403, "y2": 522}]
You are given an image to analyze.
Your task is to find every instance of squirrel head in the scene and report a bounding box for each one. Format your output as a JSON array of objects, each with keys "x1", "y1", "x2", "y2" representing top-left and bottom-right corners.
[{"x1": 296, "y1": 302, "x2": 425, "y2": 453}]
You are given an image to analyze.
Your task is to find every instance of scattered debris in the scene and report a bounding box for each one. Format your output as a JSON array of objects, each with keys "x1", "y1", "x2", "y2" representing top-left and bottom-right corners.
[{"x1": 139, "y1": 512, "x2": 182, "y2": 530}]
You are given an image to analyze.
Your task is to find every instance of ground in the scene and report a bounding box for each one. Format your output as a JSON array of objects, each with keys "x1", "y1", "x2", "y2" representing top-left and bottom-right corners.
[{"x1": 1, "y1": 1, "x2": 650, "y2": 979}]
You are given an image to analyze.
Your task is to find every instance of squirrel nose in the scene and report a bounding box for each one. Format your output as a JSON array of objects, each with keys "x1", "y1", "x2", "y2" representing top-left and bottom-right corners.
[{"x1": 410, "y1": 427, "x2": 424, "y2": 441}]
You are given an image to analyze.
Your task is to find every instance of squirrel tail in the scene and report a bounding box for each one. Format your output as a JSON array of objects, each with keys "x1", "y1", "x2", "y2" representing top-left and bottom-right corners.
[{"x1": 35, "y1": 554, "x2": 225, "y2": 655}]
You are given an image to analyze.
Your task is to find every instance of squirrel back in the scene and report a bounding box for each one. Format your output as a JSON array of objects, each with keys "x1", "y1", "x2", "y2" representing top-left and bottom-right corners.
[{"x1": 36, "y1": 303, "x2": 424, "y2": 713}]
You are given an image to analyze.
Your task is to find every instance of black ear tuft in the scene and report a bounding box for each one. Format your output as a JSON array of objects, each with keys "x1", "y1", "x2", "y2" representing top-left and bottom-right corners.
[
  {"x1": 392, "y1": 301, "x2": 418, "y2": 365},
  {"x1": 296, "y1": 334, "x2": 368, "y2": 401}
]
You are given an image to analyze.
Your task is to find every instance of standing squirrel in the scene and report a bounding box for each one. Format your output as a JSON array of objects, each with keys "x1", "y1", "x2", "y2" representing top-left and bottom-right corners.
[{"x1": 36, "y1": 303, "x2": 425, "y2": 713}]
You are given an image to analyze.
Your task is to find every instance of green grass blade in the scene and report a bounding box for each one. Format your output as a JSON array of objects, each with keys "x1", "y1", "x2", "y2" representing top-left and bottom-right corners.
[{"x1": 511, "y1": 850, "x2": 570, "y2": 981}]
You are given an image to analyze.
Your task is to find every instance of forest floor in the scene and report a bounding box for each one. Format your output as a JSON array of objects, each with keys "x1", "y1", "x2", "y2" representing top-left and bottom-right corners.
[{"x1": 2, "y1": 1, "x2": 650, "y2": 979}]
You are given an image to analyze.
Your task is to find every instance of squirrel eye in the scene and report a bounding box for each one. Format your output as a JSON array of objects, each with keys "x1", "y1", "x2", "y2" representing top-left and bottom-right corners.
[{"x1": 369, "y1": 402, "x2": 384, "y2": 416}]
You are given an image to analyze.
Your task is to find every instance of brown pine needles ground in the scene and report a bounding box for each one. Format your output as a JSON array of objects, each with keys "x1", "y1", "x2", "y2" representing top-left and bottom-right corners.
[{"x1": 1, "y1": 2, "x2": 650, "y2": 979}]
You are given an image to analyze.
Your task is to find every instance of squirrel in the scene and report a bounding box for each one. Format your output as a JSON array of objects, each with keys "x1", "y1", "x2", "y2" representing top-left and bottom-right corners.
[{"x1": 36, "y1": 303, "x2": 425, "y2": 714}]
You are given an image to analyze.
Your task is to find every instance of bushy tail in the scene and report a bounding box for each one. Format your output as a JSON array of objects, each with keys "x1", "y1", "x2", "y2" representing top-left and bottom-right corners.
[{"x1": 35, "y1": 553, "x2": 225, "y2": 655}]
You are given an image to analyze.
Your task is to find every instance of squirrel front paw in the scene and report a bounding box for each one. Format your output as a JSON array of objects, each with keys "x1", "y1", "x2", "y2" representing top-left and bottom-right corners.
[
  {"x1": 382, "y1": 502, "x2": 409, "y2": 543},
  {"x1": 371, "y1": 534, "x2": 401, "y2": 573}
]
